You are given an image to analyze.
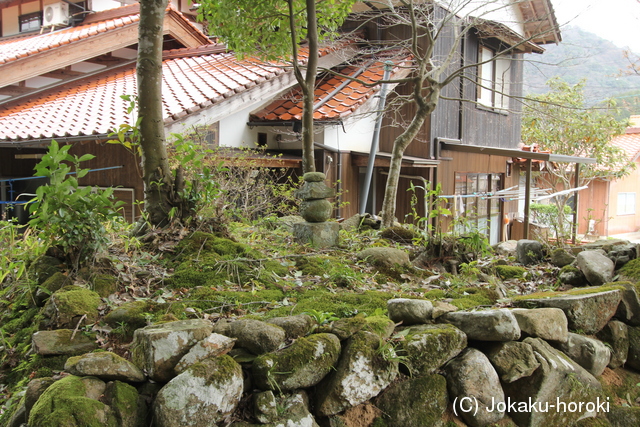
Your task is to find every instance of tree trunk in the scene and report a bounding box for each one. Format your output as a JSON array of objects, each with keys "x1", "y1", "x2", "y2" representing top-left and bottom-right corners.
[
  {"x1": 137, "y1": 0, "x2": 173, "y2": 227},
  {"x1": 380, "y1": 93, "x2": 435, "y2": 227}
]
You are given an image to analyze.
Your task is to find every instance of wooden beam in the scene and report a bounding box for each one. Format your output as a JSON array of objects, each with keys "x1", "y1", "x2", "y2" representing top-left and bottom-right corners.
[
  {"x1": 0, "y1": 85, "x2": 32, "y2": 96},
  {"x1": 571, "y1": 163, "x2": 580, "y2": 244},
  {"x1": 42, "y1": 68, "x2": 86, "y2": 79},
  {"x1": 0, "y1": 24, "x2": 139, "y2": 88},
  {"x1": 524, "y1": 159, "x2": 532, "y2": 239},
  {"x1": 0, "y1": 13, "x2": 207, "y2": 88}
]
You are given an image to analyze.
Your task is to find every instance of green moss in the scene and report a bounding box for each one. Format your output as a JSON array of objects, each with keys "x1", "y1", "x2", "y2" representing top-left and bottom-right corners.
[
  {"x1": 364, "y1": 315, "x2": 396, "y2": 339},
  {"x1": 167, "y1": 237, "x2": 288, "y2": 290},
  {"x1": 574, "y1": 416, "x2": 612, "y2": 426},
  {"x1": 606, "y1": 406, "x2": 640, "y2": 426},
  {"x1": 252, "y1": 333, "x2": 340, "y2": 391},
  {"x1": 187, "y1": 288, "x2": 285, "y2": 312},
  {"x1": 495, "y1": 265, "x2": 526, "y2": 280},
  {"x1": 106, "y1": 381, "x2": 138, "y2": 426},
  {"x1": 173, "y1": 232, "x2": 249, "y2": 262},
  {"x1": 422, "y1": 289, "x2": 446, "y2": 300},
  {"x1": 49, "y1": 285, "x2": 101, "y2": 323},
  {"x1": 620, "y1": 258, "x2": 640, "y2": 281},
  {"x1": 402, "y1": 324, "x2": 467, "y2": 376},
  {"x1": 189, "y1": 355, "x2": 240, "y2": 387},
  {"x1": 376, "y1": 374, "x2": 448, "y2": 426},
  {"x1": 28, "y1": 375, "x2": 117, "y2": 427},
  {"x1": 380, "y1": 226, "x2": 417, "y2": 243},
  {"x1": 449, "y1": 287, "x2": 499, "y2": 310},
  {"x1": 39, "y1": 272, "x2": 71, "y2": 294},
  {"x1": 266, "y1": 290, "x2": 393, "y2": 319},
  {"x1": 560, "y1": 264, "x2": 580, "y2": 274},
  {"x1": 512, "y1": 283, "x2": 625, "y2": 301},
  {"x1": 92, "y1": 274, "x2": 118, "y2": 298},
  {"x1": 104, "y1": 300, "x2": 151, "y2": 330}
]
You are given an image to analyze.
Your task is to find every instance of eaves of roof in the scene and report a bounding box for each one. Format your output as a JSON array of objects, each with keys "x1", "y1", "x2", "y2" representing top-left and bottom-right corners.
[
  {"x1": 611, "y1": 132, "x2": 640, "y2": 163},
  {"x1": 249, "y1": 54, "x2": 412, "y2": 124},
  {"x1": 0, "y1": 46, "x2": 322, "y2": 144},
  {"x1": 0, "y1": 3, "x2": 210, "y2": 88}
]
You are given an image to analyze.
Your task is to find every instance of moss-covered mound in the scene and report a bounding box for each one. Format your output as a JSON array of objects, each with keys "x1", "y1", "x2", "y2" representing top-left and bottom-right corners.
[
  {"x1": 495, "y1": 265, "x2": 526, "y2": 280},
  {"x1": 28, "y1": 376, "x2": 117, "y2": 427},
  {"x1": 423, "y1": 286, "x2": 499, "y2": 310},
  {"x1": 166, "y1": 232, "x2": 289, "y2": 289},
  {"x1": 620, "y1": 258, "x2": 640, "y2": 281}
]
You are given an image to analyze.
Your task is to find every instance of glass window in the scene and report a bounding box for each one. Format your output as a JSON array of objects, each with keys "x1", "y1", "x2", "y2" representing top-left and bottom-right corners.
[
  {"x1": 618, "y1": 192, "x2": 636, "y2": 216},
  {"x1": 20, "y1": 12, "x2": 42, "y2": 33},
  {"x1": 477, "y1": 46, "x2": 511, "y2": 111}
]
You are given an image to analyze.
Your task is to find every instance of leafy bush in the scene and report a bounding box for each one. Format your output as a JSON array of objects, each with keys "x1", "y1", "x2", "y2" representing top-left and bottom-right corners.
[
  {"x1": 27, "y1": 141, "x2": 123, "y2": 268},
  {"x1": 169, "y1": 131, "x2": 300, "y2": 223}
]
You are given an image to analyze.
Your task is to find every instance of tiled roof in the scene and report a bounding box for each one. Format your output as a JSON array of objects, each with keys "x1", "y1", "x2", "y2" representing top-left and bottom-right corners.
[
  {"x1": 250, "y1": 57, "x2": 410, "y2": 123},
  {"x1": 611, "y1": 132, "x2": 640, "y2": 163},
  {"x1": 0, "y1": 47, "x2": 288, "y2": 141},
  {"x1": 0, "y1": 6, "x2": 139, "y2": 65},
  {"x1": 0, "y1": 3, "x2": 208, "y2": 66}
]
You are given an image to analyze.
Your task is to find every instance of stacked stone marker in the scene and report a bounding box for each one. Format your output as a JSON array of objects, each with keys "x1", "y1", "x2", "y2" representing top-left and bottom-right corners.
[{"x1": 292, "y1": 172, "x2": 339, "y2": 248}]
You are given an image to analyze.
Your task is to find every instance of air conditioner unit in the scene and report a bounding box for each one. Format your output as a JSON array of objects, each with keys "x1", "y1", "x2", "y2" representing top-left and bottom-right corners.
[{"x1": 43, "y1": 2, "x2": 70, "y2": 27}]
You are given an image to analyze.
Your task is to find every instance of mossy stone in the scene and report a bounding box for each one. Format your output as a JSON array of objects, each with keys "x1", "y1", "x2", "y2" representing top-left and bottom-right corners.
[
  {"x1": 380, "y1": 226, "x2": 417, "y2": 244},
  {"x1": 495, "y1": 265, "x2": 526, "y2": 280},
  {"x1": 92, "y1": 274, "x2": 118, "y2": 298},
  {"x1": 28, "y1": 375, "x2": 117, "y2": 427},
  {"x1": 252, "y1": 333, "x2": 341, "y2": 391},
  {"x1": 364, "y1": 315, "x2": 396, "y2": 339},
  {"x1": 28, "y1": 255, "x2": 62, "y2": 285},
  {"x1": 39, "y1": 272, "x2": 71, "y2": 294},
  {"x1": 104, "y1": 300, "x2": 151, "y2": 330},
  {"x1": 375, "y1": 374, "x2": 448, "y2": 427},
  {"x1": 40, "y1": 285, "x2": 101, "y2": 329},
  {"x1": 103, "y1": 381, "x2": 139, "y2": 427},
  {"x1": 619, "y1": 258, "x2": 640, "y2": 281},
  {"x1": 607, "y1": 406, "x2": 640, "y2": 426},
  {"x1": 330, "y1": 317, "x2": 368, "y2": 340},
  {"x1": 401, "y1": 324, "x2": 467, "y2": 376},
  {"x1": 303, "y1": 172, "x2": 326, "y2": 182}
]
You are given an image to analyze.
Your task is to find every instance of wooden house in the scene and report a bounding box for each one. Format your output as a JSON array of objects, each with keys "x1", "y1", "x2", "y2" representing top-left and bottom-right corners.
[
  {"x1": 0, "y1": 0, "x2": 594, "y2": 244},
  {"x1": 576, "y1": 116, "x2": 640, "y2": 237}
]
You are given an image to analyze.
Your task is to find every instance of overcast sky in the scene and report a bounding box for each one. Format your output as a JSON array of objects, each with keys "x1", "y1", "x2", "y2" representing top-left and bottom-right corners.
[{"x1": 551, "y1": 0, "x2": 640, "y2": 53}]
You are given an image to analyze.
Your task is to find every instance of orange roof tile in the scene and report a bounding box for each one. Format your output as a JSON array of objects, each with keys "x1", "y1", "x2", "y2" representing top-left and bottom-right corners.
[
  {"x1": 0, "y1": 48, "x2": 288, "y2": 142},
  {"x1": 0, "y1": 3, "x2": 209, "y2": 66},
  {"x1": 249, "y1": 57, "x2": 411, "y2": 123},
  {"x1": 610, "y1": 132, "x2": 640, "y2": 163}
]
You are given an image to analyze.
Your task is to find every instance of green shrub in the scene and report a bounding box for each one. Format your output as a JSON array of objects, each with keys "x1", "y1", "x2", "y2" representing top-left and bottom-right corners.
[{"x1": 28, "y1": 141, "x2": 123, "y2": 268}]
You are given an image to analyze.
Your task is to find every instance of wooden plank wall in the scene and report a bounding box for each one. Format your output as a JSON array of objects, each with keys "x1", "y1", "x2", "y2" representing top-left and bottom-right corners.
[
  {"x1": 438, "y1": 150, "x2": 518, "y2": 234},
  {"x1": 70, "y1": 141, "x2": 143, "y2": 222},
  {"x1": 459, "y1": 32, "x2": 524, "y2": 149}
]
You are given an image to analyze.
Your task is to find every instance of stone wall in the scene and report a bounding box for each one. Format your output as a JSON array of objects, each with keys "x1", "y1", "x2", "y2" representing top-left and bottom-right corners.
[{"x1": 9, "y1": 281, "x2": 640, "y2": 427}]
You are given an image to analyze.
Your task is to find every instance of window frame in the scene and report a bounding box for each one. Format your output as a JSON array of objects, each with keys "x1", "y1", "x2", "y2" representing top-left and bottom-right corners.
[
  {"x1": 19, "y1": 11, "x2": 42, "y2": 33},
  {"x1": 476, "y1": 45, "x2": 511, "y2": 112},
  {"x1": 617, "y1": 192, "x2": 636, "y2": 216}
]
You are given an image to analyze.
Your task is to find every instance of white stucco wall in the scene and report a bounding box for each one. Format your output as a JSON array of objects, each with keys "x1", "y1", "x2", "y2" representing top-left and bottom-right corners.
[{"x1": 457, "y1": 0, "x2": 525, "y2": 36}]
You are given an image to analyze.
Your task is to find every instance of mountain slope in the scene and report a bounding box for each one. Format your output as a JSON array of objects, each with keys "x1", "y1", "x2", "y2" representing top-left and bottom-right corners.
[{"x1": 523, "y1": 26, "x2": 640, "y2": 111}]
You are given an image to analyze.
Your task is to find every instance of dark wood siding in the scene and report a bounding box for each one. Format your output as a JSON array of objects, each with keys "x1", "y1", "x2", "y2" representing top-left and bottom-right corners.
[
  {"x1": 456, "y1": 33, "x2": 523, "y2": 149},
  {"x1": 70, "y1": 141, "x2": 143, "y2": 222}
]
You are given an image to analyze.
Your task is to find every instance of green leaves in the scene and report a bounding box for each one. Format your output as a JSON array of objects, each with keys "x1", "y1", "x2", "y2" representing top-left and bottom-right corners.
[
  {"x1": 27, "y1": 141, "x2": 124, "y2": 268},
  {"x1": 197, "y1": 0, "x2": 355, "y2": 61}
]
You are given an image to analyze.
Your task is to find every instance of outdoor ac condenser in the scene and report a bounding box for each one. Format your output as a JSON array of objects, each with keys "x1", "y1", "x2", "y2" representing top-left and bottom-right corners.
[{"x1": 43, "y1": 2, "x2": 70, "y2": 27}]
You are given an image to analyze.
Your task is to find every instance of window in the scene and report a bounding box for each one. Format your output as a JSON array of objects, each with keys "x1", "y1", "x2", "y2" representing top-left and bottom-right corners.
[
  {"x1": 454, "y1": 173, "x2": 503, "y2": 245},
  {"x1": 19, "y1": 12, "x2": 42, "y2": 33},
  {"x1": 477, "y1": 46, "x2": 511, "y2": 111},
  {"x1": 204, "y1": 122, "x2": 219, "y2": 147},
  {"x1": 618, "y1": 192, "x2": 636, "y2": 216}
]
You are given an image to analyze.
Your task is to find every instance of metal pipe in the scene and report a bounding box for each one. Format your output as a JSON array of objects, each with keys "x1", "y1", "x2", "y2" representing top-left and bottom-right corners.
[{"x1": 360, "y1": 61, "x2": 393, "y2": 215}]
